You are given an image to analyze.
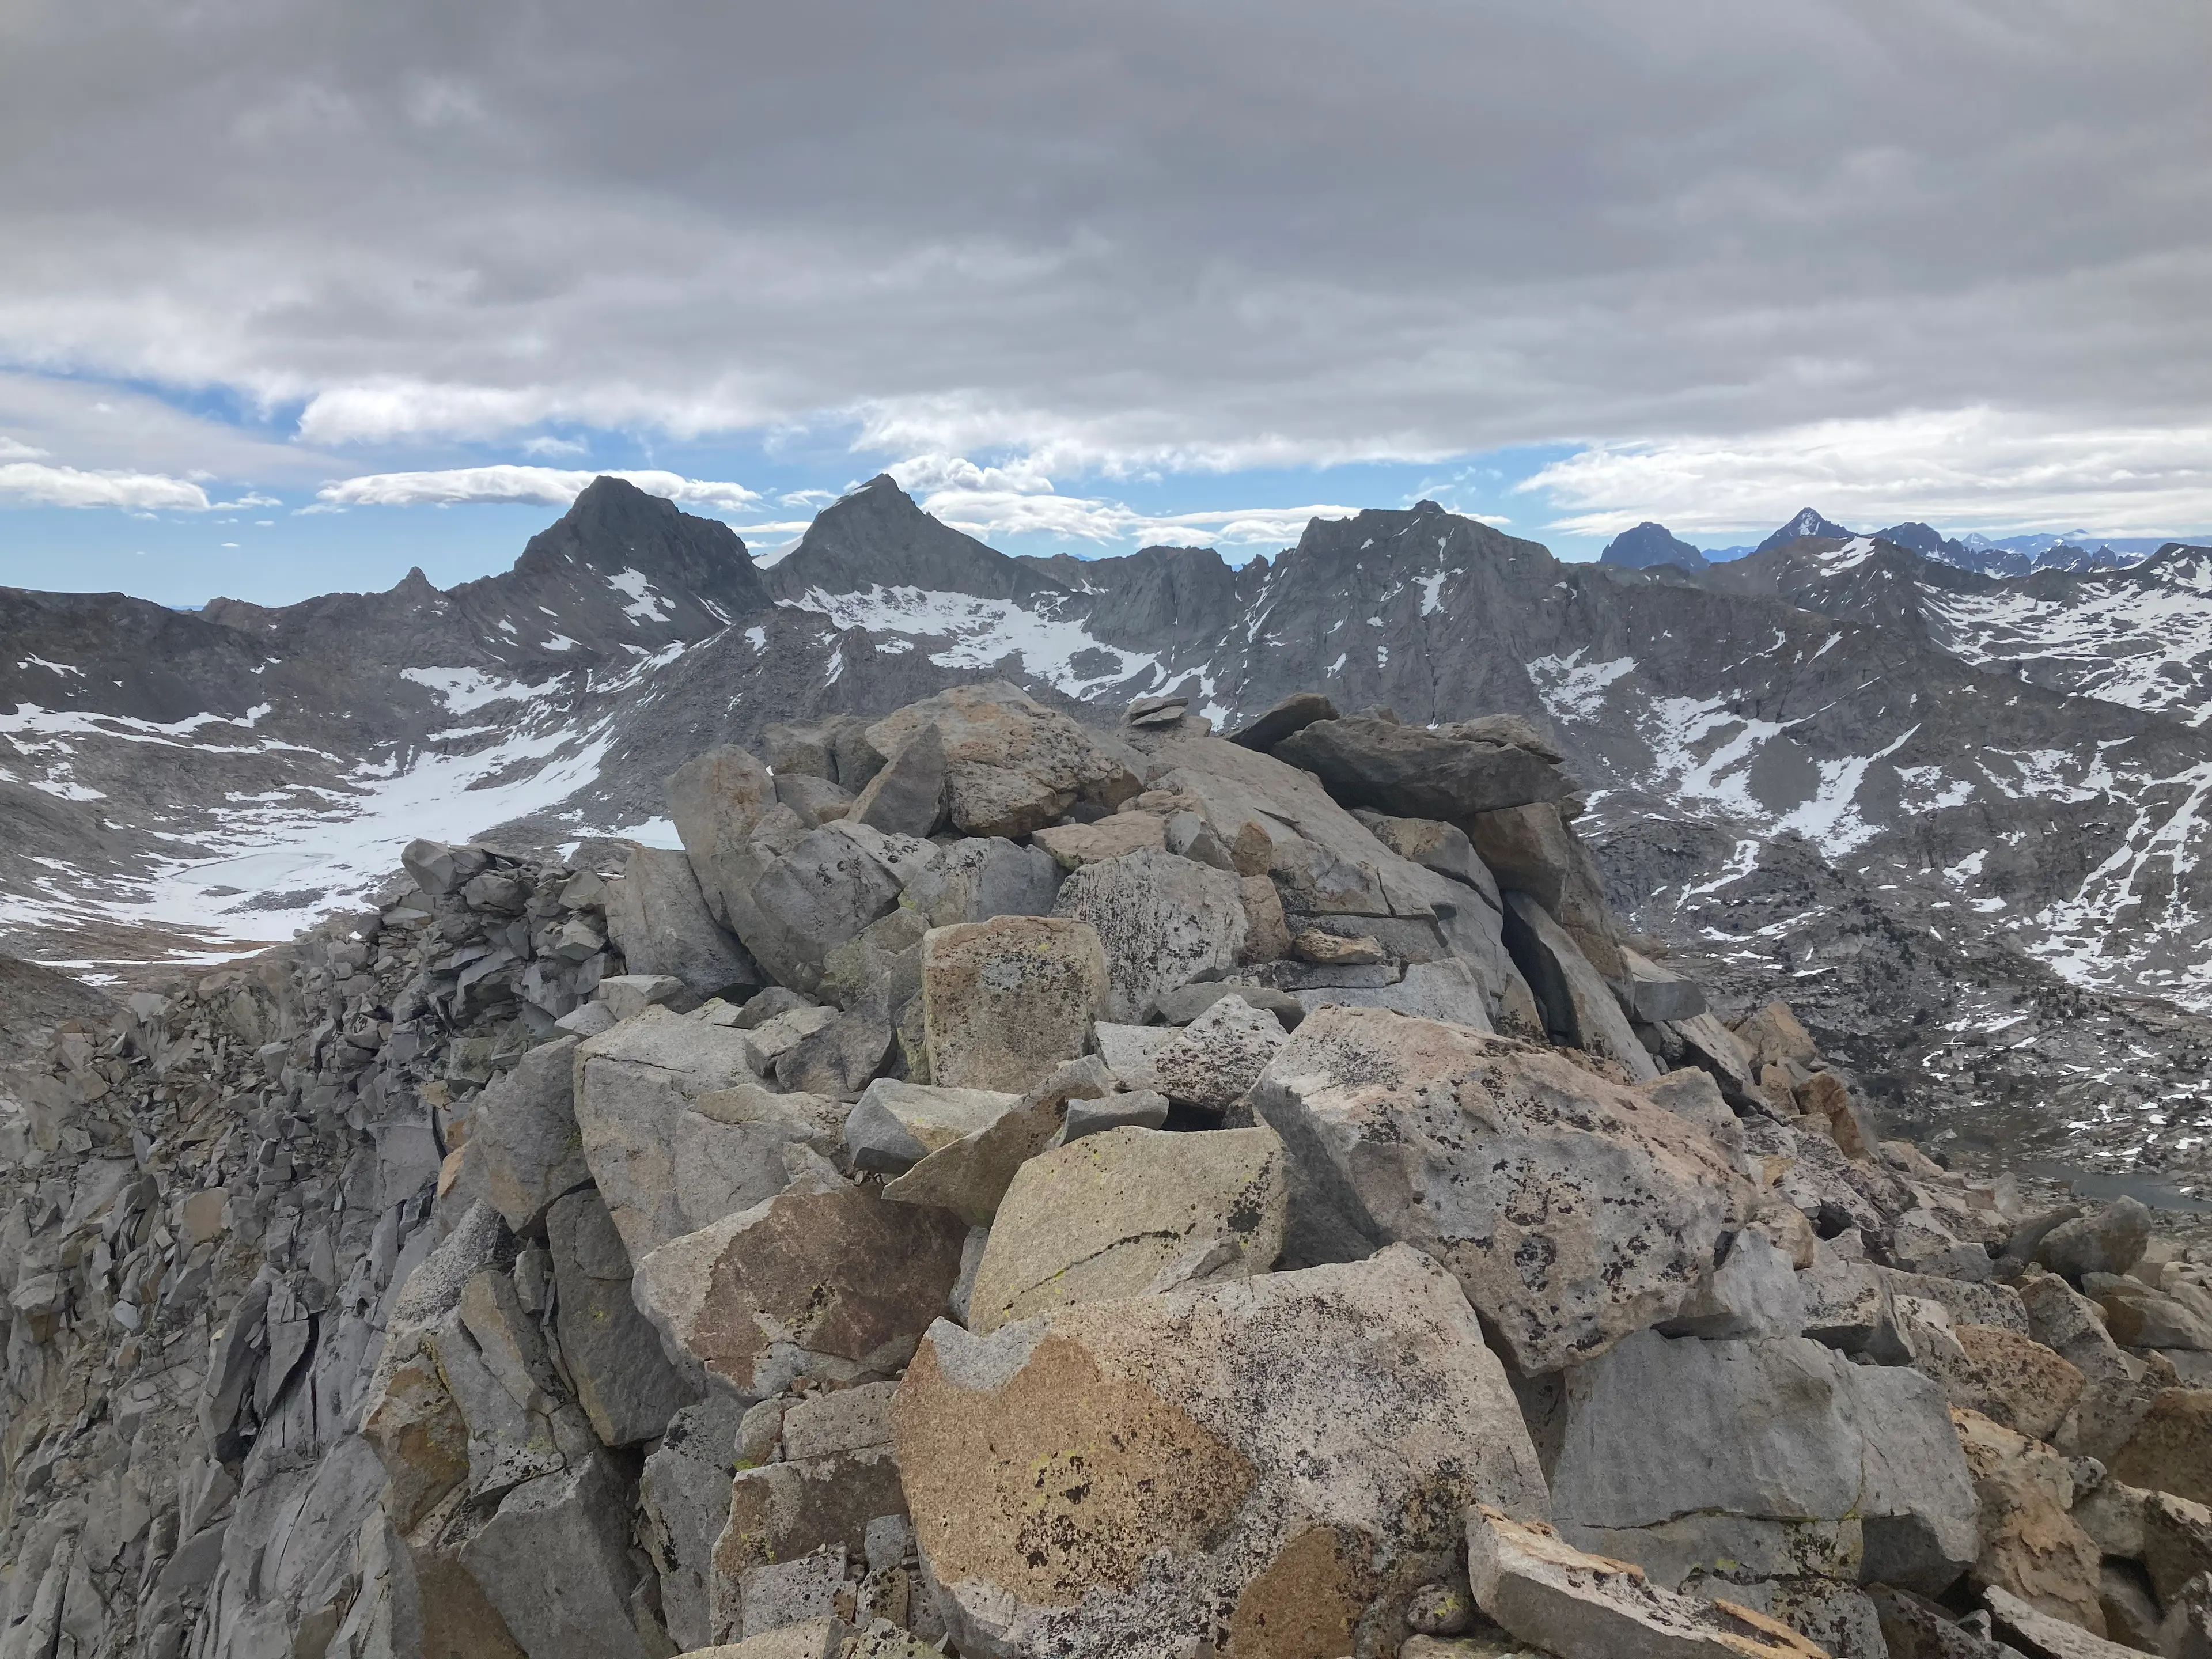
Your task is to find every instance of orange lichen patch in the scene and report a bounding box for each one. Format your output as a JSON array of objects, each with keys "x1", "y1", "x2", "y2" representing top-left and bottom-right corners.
[{"x1": 894, "y1": 1331, "x2": 1256, "y2": 1607}]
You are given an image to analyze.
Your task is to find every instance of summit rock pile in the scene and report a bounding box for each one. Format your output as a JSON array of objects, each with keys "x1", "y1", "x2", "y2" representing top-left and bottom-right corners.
[{"x1": 5, "y1": 679, "x2": 2212, "y2": 1658}]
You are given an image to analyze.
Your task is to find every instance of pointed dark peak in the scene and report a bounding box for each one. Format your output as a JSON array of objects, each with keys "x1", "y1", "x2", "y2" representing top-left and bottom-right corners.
[
  {"x1": 1411, "y1": 498, "x2": 1445, "y2": 515},
  {"x1": 557, "y1": 475, "x2": 685, "y2": 543},
  {"x1": 1600, "y1": 522, "x2": 1707, "y2": 570},
  {"x1": 507, "y1": 476, "x2": 767, "y2": 615},
  {"x1": 1755, "y1": 507, "x2": 1855, "y2": 556},
  {"x1": 392, "y1": 566, "x2": 442, "y2": 602},
  {"x1": 764, "y1": 473, "x2": 1069, "y2": 606}
]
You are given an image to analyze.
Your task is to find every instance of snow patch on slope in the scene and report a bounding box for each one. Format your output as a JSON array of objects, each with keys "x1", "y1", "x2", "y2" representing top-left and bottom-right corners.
[{"x1": 787, "y1": 584, "x2": 1161, "y2": 696}]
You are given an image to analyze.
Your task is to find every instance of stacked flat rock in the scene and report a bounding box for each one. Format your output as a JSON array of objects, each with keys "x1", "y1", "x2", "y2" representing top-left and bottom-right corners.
[{"x1": 1, "y1": 679, "x2": 2203, "y2": 1659}]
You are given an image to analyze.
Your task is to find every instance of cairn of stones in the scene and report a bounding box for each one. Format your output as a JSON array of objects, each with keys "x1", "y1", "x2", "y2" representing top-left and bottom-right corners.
[{"x1": 6, "y1": 679, "x2": 2210, "y2": 1659}]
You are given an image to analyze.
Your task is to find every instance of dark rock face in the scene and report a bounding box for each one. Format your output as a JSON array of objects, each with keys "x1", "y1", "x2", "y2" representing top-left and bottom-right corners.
[{"x1": 1600, "y1": 521, "x2": 1707, "y2": 570}]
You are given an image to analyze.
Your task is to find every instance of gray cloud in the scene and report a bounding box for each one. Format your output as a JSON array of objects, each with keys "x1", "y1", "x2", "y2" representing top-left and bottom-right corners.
[{"x1": 1, "y1": 0, "x2": 2207, "y2": 498}]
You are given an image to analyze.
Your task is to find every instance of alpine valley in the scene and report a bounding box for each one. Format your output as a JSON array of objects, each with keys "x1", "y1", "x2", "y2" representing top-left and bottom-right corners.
[{"x1": 6, "y1": 475, "x2": 2212, "y2": 1183}]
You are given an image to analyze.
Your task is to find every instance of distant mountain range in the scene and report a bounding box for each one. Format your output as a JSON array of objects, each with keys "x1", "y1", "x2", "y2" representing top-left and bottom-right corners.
[
  {"x1": 1641, "y1": 509, "x2": 2187, "y2": 575},
  {"x1": 9, "y1": 476, "x2": 2212, "y2": 1171}
]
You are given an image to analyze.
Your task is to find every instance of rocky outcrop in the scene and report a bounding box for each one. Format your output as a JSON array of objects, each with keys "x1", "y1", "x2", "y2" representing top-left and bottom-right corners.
[{"x1": 7, "y1": 679, "x2": 2206, "y2": 1659}]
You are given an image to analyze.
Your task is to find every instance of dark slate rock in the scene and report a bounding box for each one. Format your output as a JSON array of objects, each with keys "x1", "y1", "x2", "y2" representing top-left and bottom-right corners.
[{"x1": 1272, "y1": 717, "x2": 1569, "y2": 820}]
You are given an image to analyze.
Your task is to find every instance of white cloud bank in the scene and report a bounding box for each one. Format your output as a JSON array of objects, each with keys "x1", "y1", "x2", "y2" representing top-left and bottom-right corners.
[
  {"x1": 883, "y1": 453, "x2": 1351, "y2": 550},
  {"x1": 0, "y1": 461, "x2": 211, "y2": 511},
  {"x1": 315, "y1": 466, "x2": 762, "y2": 511},
  {"x1": 1521, "y1": 409, "x2": 2212, "y2": 539}
]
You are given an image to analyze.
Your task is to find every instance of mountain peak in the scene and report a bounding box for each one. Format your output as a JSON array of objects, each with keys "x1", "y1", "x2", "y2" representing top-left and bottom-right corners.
[
  {"x1": 509, "y1": 475, "x2": 769, "y2": 619},
  {"x1": 1755, "y1": 507, "x2": 1855, "y2": 556},
  {"x1": 766, "y1": 472, "x2": 1066, "y2": 605},
  {"x1": 1600, "y1": 521, "x2": 1707, "y2": 570}
]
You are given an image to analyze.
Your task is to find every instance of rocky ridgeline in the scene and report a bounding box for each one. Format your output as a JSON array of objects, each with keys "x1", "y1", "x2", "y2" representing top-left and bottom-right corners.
[{"x1": 6, "y1": 680, "x2": 2212, "y2": 1659}]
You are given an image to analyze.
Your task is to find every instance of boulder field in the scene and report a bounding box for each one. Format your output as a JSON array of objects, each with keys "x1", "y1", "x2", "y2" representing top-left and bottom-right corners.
[{"x1": 3, "y1": 680, "x2": 2209, "y2": 1658}]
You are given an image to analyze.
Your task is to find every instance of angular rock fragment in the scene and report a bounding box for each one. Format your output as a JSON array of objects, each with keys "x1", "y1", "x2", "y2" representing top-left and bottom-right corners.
[
  {"x1": 632, "y1": 1185, "x2": 968, "y2": 1396},
  {"x1": 2110, "y1": 1388, "x2": 2212, "y2": 1506},
  {"x1": 848, "y1": 722, "x2": 949, "y2": 837},
  {"x1": 2019, "y1": 1271, "x2": 2169, "y2": 1460},
  {"x1": 1501, "y1": 891, "x2": 1658, "y2": 1081},
  {"x1": 881, "y1": 1055, "x2": 1117, "y2": 1226},
  {"x1": 1248, "y1": 1005, "x2": 1747, "y2": 1372},
  {"x1": 1467, "y1": 1507, "x2": 1829, "y2": 1659},
  {"x1": 1549, "y1": 1330, "x2": 1979, "y2": 1597},
  {"x1": 712, "y1": 1386, "x2": 907, "y2": 1642},
  {"x1": 608, "y1": 845, "x2": 761, "y2": 1005},
  {"x1": 1467, "y1": 800, "x2": 1624, "y2": 976},
  {"x1": 1982, "y1": 1584, "x2": 2142, "y2": 1658},
  {"x1": 574, "y1": 1009, "x2": 808, "y2": 1256},
  {"x1": 468, "y1": 1035, "x2": 588, "y2": 1232},
  {"x1": 547, "y1": 1185, "x2": 700, "y2": 1445},
  {"x1": 1147, "y1": 993, "x2": 1288, "y2": 1113},
  {"x1": 764, "y1": 715, "x2": 884, "y2": 789},
  {"x1": 1293, "y1": 956, "x2": 1494, "y2": 1031},
  {"x1": 772, "y1": 1000, "x2": 896, "y2": 1099},
  {"x1": 894, "y1": 1247, "x2": 1547, "y2": 1659},
  {"x1": 669, "y1": 746, "x2": 779, "y2": 913},
  {"x1": 1227, "y1": 690, "x2": 1337, "y2": 751},
  {"x1": 1669, "y1": 1011, "x2": 1763, "y2": 1108},
  {"x1": 815, "y1": 910, "x2": 926, "y2": 1014},
  {"x1": 842, "y1": 1078, "x2": 1021, "y2": 1175},
  {"x1": 1050, "y1": 849, "x2": 1247, "y2": 1022},
  {"x1": 748, "y1": 825, "x2": 908, "y2": 994},
  {"x1": 1952, "y1": 1407, "x2": 2107, "y2": 1636},
  {"x1": 1274, "y1": 717, "x2": 1569, "y2": 820},
  {"x1": 1032, "y1": 813, "x2": 1166, "y2": 869},
  {"x1": 965, "y1": 1123, "x2": 1289, "y2": 1333},
  {"x1": 1658, "y1": 1227, "x2": 1807, "y2": 1339},
  {"x1": 2089, "y1": 1273, "x2": 2212, "y2": 1349},
  {"x1": 1620, "y1": 946, "x2": 1707, "y2": 1024},
  {"x1": 919, "y1": 916, "x2": 1108, "y2": 1092},
  {"x1": 900, "y1": 835, "x2": 1063, "y2": 928},
  {"x1": 459, "y1": 1450, "x2": 652, "y2": 1659},
  {"x1": 2036, "y1": 1198, "x2": 2154, "y2": 1280},
  {"x1": 863, "y1": 681, "x2": 1141, "y2": 837},
  {"x1": 1062, "y1": 1089, "x2": 1169, "y2": 1140},
  {"x1": 1942, "y1": 1324, "x2": 2087, "y2": 1442},
  {"x1": 641, "y1": 1396, "x2": 751, "y2": 1651},
  {"x1": 1869, "y1": 1583, "x2": 2012, "y2": 1657},
  {"x1": 405, "y1": 836, "x2": 487, "y2": 897},
  {"x1": 1155, "y1": 979, "x2": 1303, "y2": 1028},
  {"x1": 597, "y1": 971, "x2": 691, "y2": 1021},
  {"x1": 775, "y1": 771, "x2": 856, "y2": 827},
  {"x1": 1354, "y1": 810, "x2": 1502, "y2": 906},
  {"x1": 1091, "y1": 1020, "x2": 1175, "y2": 1090}
]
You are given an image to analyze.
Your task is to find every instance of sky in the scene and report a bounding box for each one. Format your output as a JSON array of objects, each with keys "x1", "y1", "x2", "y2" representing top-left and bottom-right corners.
[{"x1": 2, "y1": 0, "x2": 2209, "y2": 608}]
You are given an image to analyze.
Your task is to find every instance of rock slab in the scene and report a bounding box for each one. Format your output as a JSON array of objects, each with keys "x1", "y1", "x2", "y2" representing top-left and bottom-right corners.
[
  {"x1": 893, "y1": 1245, "x2": 1547, "y2": 1659},
  {"x1": 1247, "y1": 1005, "x2": 1749, "y2": 1373}
]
